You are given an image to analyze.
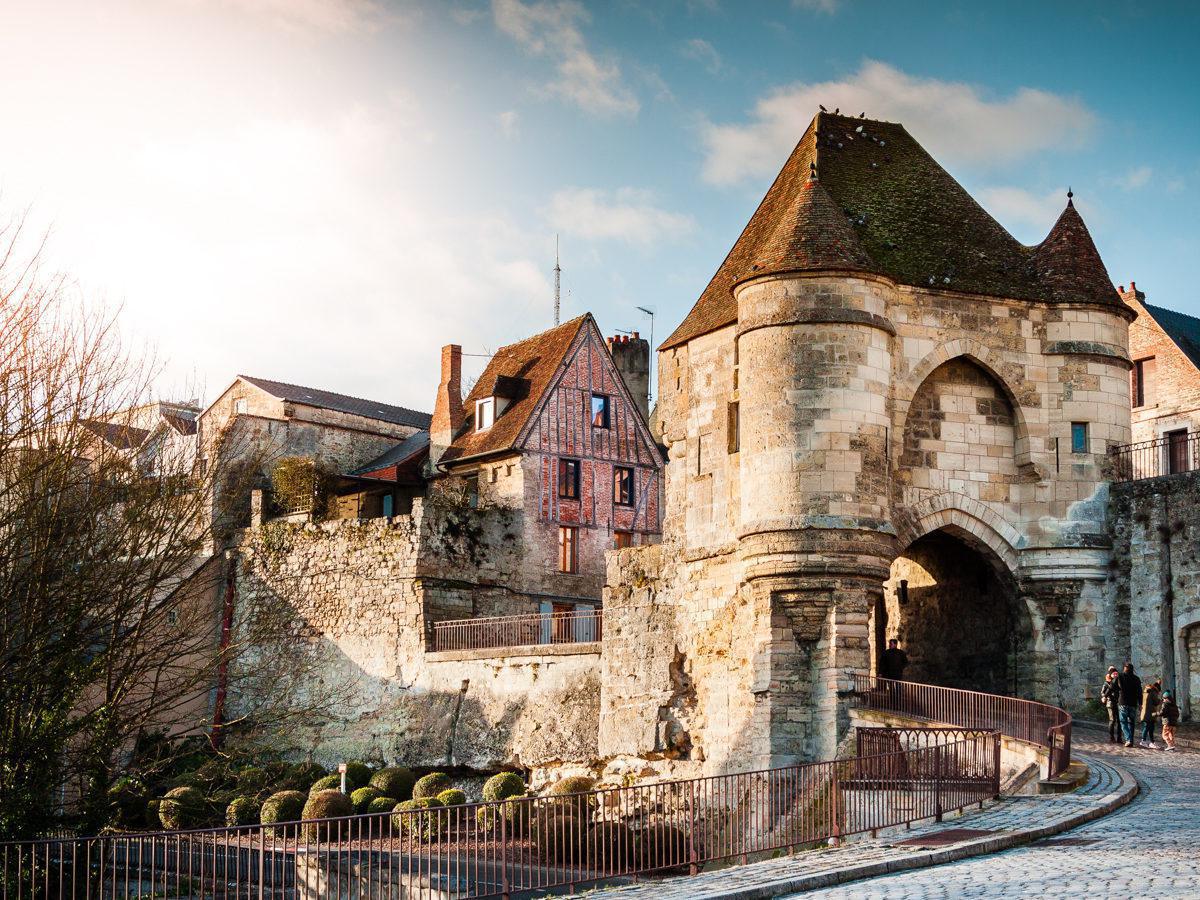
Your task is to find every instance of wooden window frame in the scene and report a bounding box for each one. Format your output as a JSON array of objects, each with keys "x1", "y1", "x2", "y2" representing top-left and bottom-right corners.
[
  {"x1": 475, "y1": 397, "x2": 495, "y2": 432},
  {"x1": 558, "y1": 525, "x2": 578, "y2": 573},
  {"x1": 613, "y1": 530, "x2": 633, "y2": 550},
  {"x1": 1070, "y1": 421, "x2": 1088, "y2": 454},
  {"x1": 613, "y1": 466, "x2": 634, "y2": 506},
  {"x1": 558, "y1": 458, "x2": 581, "y2": 500},
  {"x1": 590, "y1": 393, "x2": 611, "y2": 429}
]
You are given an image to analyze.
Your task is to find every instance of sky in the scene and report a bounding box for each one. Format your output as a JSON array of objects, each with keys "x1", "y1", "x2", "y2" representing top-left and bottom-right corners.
[{"x1": 1, "y1": 0, "x2": 1197, "y2": 412}]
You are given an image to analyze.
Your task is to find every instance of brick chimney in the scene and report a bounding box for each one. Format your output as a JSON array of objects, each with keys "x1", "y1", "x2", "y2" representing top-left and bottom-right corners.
[
  {"x1": 606, "y1": 332, "x2": 650, "y2": 421},
  {"x1": 430, "y1": 344, "x2": 463, "y2": 466}
]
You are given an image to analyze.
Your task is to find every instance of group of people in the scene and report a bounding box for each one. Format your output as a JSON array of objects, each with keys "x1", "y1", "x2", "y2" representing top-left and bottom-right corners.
[{"x1": 1101, "y1": 662, "x2": 1181, "y2": 750}]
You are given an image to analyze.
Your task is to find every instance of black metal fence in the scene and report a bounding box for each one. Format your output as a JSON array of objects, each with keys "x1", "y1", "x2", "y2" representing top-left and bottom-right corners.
[{"x1": 1109, "y1": 430, "x2": 1200, "y2": 482}]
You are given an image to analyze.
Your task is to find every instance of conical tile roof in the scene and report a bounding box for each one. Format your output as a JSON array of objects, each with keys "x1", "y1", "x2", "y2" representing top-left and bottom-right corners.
[{"x1": 1033, "y1": 198, "x2": 1121, "y2": 306}]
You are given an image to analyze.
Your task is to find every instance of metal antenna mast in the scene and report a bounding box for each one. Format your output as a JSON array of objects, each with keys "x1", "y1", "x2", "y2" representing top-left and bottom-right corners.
[{"x1": 553, "y1": 236, "x2": 561, "y2": 326}]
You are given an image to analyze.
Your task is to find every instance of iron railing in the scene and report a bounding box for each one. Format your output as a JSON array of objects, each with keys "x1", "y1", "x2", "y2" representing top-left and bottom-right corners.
[
  {"x1": 851, "y1": 675, "x2": 1072, "y2": 777},
  {"x1": 1, "y1": 731, "x2": 998, "y2": 898},
  {"x1": 431, "y1": 609, "x2": 602, "y2": 652},
  {"x1": 1108, "y1": 430, "x2": 1200, "y2": 482}
]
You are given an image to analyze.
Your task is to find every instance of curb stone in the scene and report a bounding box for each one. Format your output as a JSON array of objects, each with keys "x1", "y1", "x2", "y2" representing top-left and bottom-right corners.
[{"x1": 591, "y1": 753, "x2": 1138, "y2": 899}]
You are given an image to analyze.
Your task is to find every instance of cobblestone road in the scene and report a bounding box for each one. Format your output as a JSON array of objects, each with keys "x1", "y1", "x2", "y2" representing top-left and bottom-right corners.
[{"x1": 789, "y1": 730, "x2": 1197, "y2": 899}]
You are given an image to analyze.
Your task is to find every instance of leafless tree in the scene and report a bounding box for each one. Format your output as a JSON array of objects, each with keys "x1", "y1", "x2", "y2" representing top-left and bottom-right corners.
[{"x1": 0, "y1": 214, "x2": 333, "y2": 839}]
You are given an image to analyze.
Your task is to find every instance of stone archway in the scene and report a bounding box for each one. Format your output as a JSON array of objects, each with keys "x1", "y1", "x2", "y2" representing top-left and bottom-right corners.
[{"x1": 873, "y1": 525, "x2": 1033, "y2": 696}]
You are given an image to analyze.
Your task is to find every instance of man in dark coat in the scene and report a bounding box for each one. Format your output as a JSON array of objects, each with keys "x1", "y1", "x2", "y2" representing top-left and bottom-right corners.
[
  {"x1": 880, "y1": 639, "x2": 908, "y2": 680},
  {"x1": 1117, "y1": 662, "x2": 1143, "y2": 747}
]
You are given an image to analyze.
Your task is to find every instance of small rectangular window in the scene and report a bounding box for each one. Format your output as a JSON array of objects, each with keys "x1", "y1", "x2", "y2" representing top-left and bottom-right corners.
[
  {"x1": 727, "y1": 401, "x2": 740, "y2": 453},
  {"x1": 1131, "y1": 357, "x2": 1155, "y2": 409},
  {"x1": 558, "y1": 458, "x2": 580, "y2": 499},
  {"x1": 558, "y1": 526, "x2": 578, "y2": 573},
  {"x1": 234, "y1": 398, "x2": 247, "y2": 414},
  {"x1": 591, "y1": 394, "x2": 611, "y2": 428},
  {"x1": 1071, "y1": 422, "x2": 1088, "y2": 454},
  {"x1": 614, "y1": 530, "x2": 633, "y2": 550},
  {"x1": 476, "y1": 398, "x2": 495, "y2": 431},
  {"x1": 613, "y1": 466, "x2": 634, "y2": 506}
]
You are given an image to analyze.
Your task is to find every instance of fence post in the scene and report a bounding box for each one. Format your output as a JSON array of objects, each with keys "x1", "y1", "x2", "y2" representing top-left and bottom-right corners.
[
  {"x1": 500, "y1": 803, "x2": 510, "y2": 900},
  {"x1": 993, "y1": 732, "x2": 1002, "y2": 798},
  {"x1": 934, "y1": 746, "x2": 943, "y2": 823},
  {"x1": 689, "y1": 780, "x2": 698, "y2": 876}
]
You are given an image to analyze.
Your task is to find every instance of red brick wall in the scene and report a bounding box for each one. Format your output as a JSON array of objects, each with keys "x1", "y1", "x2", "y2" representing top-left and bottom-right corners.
[{"x1": 1125, "y1": 289, "x2": 1200, "y2": 444}]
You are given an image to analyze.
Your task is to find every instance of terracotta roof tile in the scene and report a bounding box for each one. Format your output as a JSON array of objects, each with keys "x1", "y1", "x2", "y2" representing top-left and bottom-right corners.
[
  {"x1": 662, "y1": 112, "x2": 1123, "y2": 349},
  {"x1": 439, "y1": 315, "x2": 589, "y2": 464}
]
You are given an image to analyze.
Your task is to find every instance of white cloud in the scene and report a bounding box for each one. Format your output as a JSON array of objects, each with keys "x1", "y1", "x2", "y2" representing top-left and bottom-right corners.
[
  {"x1": 491, "y1": 0, "x2": 639, "y2": 117},
  {"x1": 680, "y1": 37, "x2": 722, "y2": 74},
  {"x1": 1116, "y1": 165, "x2": 1152, "y2": 191},
  {"x1": 544, "y1": 188, "x2": 695, "y2": 244},
  {"x1": 701, "y1": 61, "x2": 1096, "y2": 185},
  {"x1": 792, "y1": 0, "x2": 840, "y2": 12},
  {"x1": 199, "y1": 0, "x2": 388, "y2": 34},
  {"x1": 976, "y1": 187, "x2": 1067, "y2": 235},
  {"x1": 498, "y1": 109, "x2": 520, "y2": 137}
]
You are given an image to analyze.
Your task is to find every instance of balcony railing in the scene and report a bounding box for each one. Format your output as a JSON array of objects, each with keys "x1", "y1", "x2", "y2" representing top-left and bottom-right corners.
[
  {"x1": 1109, "y1": 430, "x2": 1200, "y2": 482},
  {"x1": 851, "y1": 675, "x2": 1072, "y2": 777},
  {"x1": 431, "y1": 609, "x2": 602, "y2": 653}
]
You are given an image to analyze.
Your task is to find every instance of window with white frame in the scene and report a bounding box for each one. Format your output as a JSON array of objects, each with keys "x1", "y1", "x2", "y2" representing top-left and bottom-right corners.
[{"x1": 476, "y1": 397, "x2": 495, "y2": 431}]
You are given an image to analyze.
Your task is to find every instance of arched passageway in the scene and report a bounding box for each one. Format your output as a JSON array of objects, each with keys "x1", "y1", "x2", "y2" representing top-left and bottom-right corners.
[{"x1": 872, "y1": 527, "x2": 1033, "y2": 696}]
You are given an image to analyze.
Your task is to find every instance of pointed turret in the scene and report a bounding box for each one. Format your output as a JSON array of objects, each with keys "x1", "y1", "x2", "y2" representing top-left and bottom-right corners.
[
  {"x1": 1033, "y1": 192, "x2": 1121, "y2": 306},
  {"x1": 740, "y1": 165, "x2": 874, "y2": 281}
]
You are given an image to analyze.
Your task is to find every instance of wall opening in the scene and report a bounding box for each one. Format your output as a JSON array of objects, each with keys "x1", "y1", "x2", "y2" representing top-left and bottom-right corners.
[{"x1": 873, "y1": 527, "x2": 1032, "y2": 696}]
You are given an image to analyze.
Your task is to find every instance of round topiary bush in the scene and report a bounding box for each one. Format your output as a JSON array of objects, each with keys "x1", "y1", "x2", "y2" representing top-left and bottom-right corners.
[
  {"x1": 350, "y1": 786, "x2": 382, "y2": 814},
  {"x1": 531, "y1": 812, "x2": 588, "y2": 865},
  {"x1": 236, "y1": 766, "x2": 269, "y2": 794},
  {"x1": 412, "y1": 772, "x2": 452, "y2": 800},
  {"x1": 481, "y1": 772, "x2": 525, "y2": 802},
  {"x1": 636, "y1": 822, "x2": 694, "y2": 872},
  {"x1": 226, "y1": 796, "x2": 261, "y2": 827},
  {"x1": 309, "y1": 774, "x2": 341, "y2": 795},
  {"x1": 367, "y1": 796, "x2": 398, "y2": 814},
  {"x1": 342, "y1": 761, "x2": 372, "y2": 791},
  {"x1": 260, "y1": 790, "x2": 307, "y2": 831},
  {"x1": 391, "y1": 797, "x2": 444, "y2": 842},
  {"x1": 546, "y1": 775, "x2": 596, "y2": 796},
  {"x1": 589, "y1": 820, "x2": 637, "y2": 872},
  {"x1": 369, "y1": 767, "x2": 415, "y2": 801},
  {"x1": 158, "y1": 786, "x2": 204, "y2": 830},
  {"x1": 301, "y1": 790, "x2": 353, "y2": 840},
  {"x1": 475, "y1": 797, "x2": 531, "y2": 836},
  {"x1": 436, "y1": 789, "x2": 466, "y2": 807}
]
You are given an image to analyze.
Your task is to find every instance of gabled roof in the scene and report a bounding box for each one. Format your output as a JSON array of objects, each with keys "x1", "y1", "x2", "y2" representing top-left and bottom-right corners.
[
  {"x1": 351, "y1": 430, "x2": 430, "y2": 479},
  {"x1": 238, "y1": 375, "x2": 431, "y2": 429},
  {"x1": 439, "y1": 315, "x2": 589, "y2": 464},
  {"x1": 82, "y1": 420, "x2": 151, "y2": 451},
  {"x1": 663, "y1": 111, "x2": 1124, "y2": 349},
  {"x1": 1145, "y1": 302, "x2": 1200, "y2": 372},
  {"x1": 161, "y1": 411, "x2": 197, "y2": 436}
]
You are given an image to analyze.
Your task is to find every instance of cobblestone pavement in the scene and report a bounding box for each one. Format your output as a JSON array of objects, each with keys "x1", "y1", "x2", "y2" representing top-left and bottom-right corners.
[
  {"x1": 591, "y1": 729, "x2": 1140, "y2": 899},
  {"x1": 790, "y1": 729, "x2": 1196, "y2": 899}
]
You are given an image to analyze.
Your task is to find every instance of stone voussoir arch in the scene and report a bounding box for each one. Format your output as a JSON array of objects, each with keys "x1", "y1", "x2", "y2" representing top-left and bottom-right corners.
[
  {"x1": 893, "y1": 338, "x2": 1040, "y2": 467},
  {"x1": 895, "y1": 492, "x2": 1024, "y2": 576}
]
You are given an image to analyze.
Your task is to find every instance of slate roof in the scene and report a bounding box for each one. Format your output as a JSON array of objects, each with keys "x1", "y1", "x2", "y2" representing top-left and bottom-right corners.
[
  {"x1": 351, "y1": 430, "x2": 430, "y2": 478},
  {"x1": 82, "y1": 420, "x2": 151, "y2": 450},
  {"x1": 161, "y1": 411, "x2": 197, "y2": 436},
  {"x1": 663, "y1": 112, "x2": 1123, "y2": 349},
  {"x1": 238, "y1": 375, "x2": 431, "y2": 429},
  {"x1": 1145, "y1": 303, "x2": 1200, "y2": 372},
  {"x1": 439, "y1": 315, "x2": 589, "y2": 465}
]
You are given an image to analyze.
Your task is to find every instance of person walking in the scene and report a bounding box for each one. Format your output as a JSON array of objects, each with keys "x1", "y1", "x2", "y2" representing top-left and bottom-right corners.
[
  {"x1": 1140, "y1": 679, "x2": 1163, "y2": 748},
  {"x1": 1100, "y1": 666, "x2": 1121, "y2": 743},
  {"x1": 1161, "y1": 690, "x2": 1180, "y2": 752},
  {"x1": 880, "y1": 639, "x2": 909, "y2": 680},
  {"x1": 1117, "y1": 662, "x2": 1142, "y2": 747}
]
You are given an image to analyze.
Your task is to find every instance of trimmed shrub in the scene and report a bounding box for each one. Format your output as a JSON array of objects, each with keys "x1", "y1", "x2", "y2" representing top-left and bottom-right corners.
[
  {"x1": 475, "y1": 797, "x2": 531, "y2": 836},
  {"x1": 369, "y1": 767, "x2": 415, "y2": 801},
  {"x1": 342, "y1": 761, "x2": 372, "y2": 791},
  {"x1": 301, "y1": 790, "x2": 353, "y2": 840},
  {"x1": 544, "y1": 775, "x2": 597, "y2": 819},
  {"x1": 145, "y1": 799, "x2": 161, "y2": 830},
  {"x1": 546, "y1": 776, "x2": 596, "y2": 796},
  {"x1": 194, "y1": 759, "x2": 232, "y2": 791},
  {"x1": 531, "y1": 812, "x2": 587, "y2": 865},
  {"x1": 412, "y1": 772, "x2": 452, "y2": 800},
  {"x1": 284, "y1": 762, "x2": 327, "y2": 791},
  {"x1": 226, "y1": 797, "x2": 261, "y2": 827},
  {"x1": 107, "y1": 776, "x2": 148, "y2": 829},
  {"x1": 436, "y1": 789, "x2": 466, "y2": 807},
  {"x1": 636, "y1": 822, "x2": 694, "y2": 872},
  {"x1": 589, "y1": 820, "x2": 637, "y2": 872},
  {"x1": 481, "y1": 772, "x2": 525, "y2": 803},
  {"x1": 391, "y1": 797, "x2": 444, "y2": 842},
  {"x1": 350, "y1": 786, "x2": 382, "y2": 814},
  {"x1": 309, "y1": 774, "x2": 341, "y2": 795},
  {"x1": 158, "y1": 786, "x2": 204, "y2": 830},
  {"x1": 260, "y1": 791, "x2": 306, "y2": 829},
  {"x1": 367, "y1": 796, "x2": 398, "y2": 814},
  {"x1": 236, "y1": 766, "x2": 269, "y2": 794}
]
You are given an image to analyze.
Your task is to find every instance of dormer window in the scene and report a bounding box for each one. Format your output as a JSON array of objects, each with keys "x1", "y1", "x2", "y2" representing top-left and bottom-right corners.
[{"x1": 476, "y1": 397, "x2": 495, "y2": 432}]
